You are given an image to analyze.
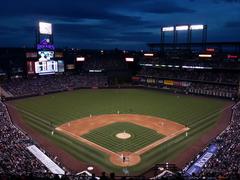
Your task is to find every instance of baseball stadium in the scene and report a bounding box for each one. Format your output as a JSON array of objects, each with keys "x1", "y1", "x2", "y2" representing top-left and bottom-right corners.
[
  {"x1": 1, "y1": 3, "x2": 240, "y2": 179},
  {"x1": 7, "y1": 88, "x2": 230, "y2": 174}
]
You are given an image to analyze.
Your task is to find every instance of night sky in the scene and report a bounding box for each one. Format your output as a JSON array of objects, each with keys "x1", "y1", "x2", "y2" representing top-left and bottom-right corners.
[{"x1": 0, "y1": 0, "x2": 240, "y2": 50}]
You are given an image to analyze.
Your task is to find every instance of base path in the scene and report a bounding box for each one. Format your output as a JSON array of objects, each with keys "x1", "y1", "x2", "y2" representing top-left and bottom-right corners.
[{"x1": 56, "y1": 114, "x2": 189, "y2": 167}]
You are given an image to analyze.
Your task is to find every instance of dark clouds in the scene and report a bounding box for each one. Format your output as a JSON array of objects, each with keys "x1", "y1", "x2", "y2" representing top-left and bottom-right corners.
[
  {"x1": 212, "y1": 0, "x2": 240, "y2": 3},
  {"x1": 224, "y1": 21, "x2": 240, "y2": 28},
  {"x1": 0, "y1": 0, "x2": 239, "y2": 49},
  {"x1": 142, "y1": 1, "x2": 195, "y2": 14}
]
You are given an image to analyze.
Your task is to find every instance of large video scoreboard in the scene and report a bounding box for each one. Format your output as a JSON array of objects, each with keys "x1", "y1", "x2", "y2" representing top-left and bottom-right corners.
[
  {"x1": 35, "y1": 51, "x2": 58, "y2": 75},
  {"x1": 27, "y1": 21, "x2": 64, "y2": 75}
]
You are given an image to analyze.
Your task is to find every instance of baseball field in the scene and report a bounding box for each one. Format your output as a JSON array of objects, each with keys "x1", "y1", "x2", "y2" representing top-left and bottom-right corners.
[{"x1": 8, "y1": 88, "x2": 231, "y2": 175}]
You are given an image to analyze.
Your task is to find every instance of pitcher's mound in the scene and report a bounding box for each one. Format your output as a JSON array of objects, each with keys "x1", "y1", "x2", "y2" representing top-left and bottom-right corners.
[
  {"x1": 116, "y1": 132, "x2": 131, "y2": 139},
  {"x1": 110, "y1": 152, "x2": 141, "y2": 167}
]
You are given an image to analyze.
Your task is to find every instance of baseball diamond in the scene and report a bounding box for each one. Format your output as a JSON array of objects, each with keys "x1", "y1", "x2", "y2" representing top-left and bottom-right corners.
[
  {"x1": 56, "y1": 115, "x2": 189, "y2": 166},
  {"x1": 8, "y1": 89, "x2": 230, "y2": 175}
]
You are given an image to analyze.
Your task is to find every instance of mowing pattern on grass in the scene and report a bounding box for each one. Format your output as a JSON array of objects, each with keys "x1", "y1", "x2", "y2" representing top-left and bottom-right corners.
[
  {"x1": 82, "y1": 122, "x2": 165, "y2": 152},
  {"x1": 11, "y1": 89, "x2": 229, "y2": 174},
  {"x1": 82, "y1": 122, "x2": 164, "y2": 152}
]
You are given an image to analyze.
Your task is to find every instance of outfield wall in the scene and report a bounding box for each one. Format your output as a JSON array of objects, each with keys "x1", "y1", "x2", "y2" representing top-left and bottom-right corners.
[{"x1": 3, "y1": 84, "x2": 237, "y2": 102}]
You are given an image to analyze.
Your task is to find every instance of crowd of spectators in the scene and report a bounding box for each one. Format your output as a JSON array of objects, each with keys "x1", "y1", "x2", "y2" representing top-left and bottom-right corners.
[
  {"x1": 199, "y1": 102, "x2": 240, "y2": 178},
  {"x1": 2, "y1": 74, "x2": 108, "y2": 97},
  {"x1": 135, "y1": 67, "x2": 239, "y2": 99},
  {"x1": 138, "y1": 67, "x2": 239, "y2": 85},
  {"x1": 0, "y1": 101, "x2": 68, "y2": 178},
  {"x1": 82, "y1": 55, "x2": 128, "y2": 71},
  {"x1": 139, "y1": 53, "x2": 240, "y2": 70},
  {"x1": 187, "y1": 83, "x2": 238, "y2": 99},
  {"x1": 182, "y1": 102, "x2": 240, "y2": 179},
  {"x1": 0, "y1": 99, "x2": 141, "y2": 179}
]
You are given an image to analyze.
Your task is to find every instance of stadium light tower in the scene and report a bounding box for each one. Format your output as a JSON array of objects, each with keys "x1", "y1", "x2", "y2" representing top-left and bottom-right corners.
[
  {"x1": 160, "y1": 26, "x2": 175, "y2": 52},
  {"x1": 161, "y1": 26, "x2": 175, "y2": 44},
  {"x1": 175, "y1": 25, "x2": 189, "y2": 31},
  {"x1": 188, "y1": 24, "x2": 208, "y2": 47},
  {"x1": 161, "y1": 24, "x2": 208, "y2": 49},
  {"x1": 175, "y1": 25, "x2": 189, "y2": 44}
]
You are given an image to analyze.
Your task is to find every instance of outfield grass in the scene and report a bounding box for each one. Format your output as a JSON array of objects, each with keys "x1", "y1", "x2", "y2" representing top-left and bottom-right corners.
[
  {"x1": 82, "y1": 122, "x2": 165, "y2": 152},
  {"x1": 11, "y1": 89, "x2": 229, "y2": 174}
]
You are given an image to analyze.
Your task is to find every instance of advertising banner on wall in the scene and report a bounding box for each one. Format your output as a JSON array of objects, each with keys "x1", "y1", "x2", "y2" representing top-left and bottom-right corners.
[
  {"x1": 181, "y1": 81, "x2": 191, "y2": 87},
  {"x1": 26, "y1": 52, "x2": 38, "y2": 58},
  {"x1": 185, "y1": 144, "x2": 218, "y2": 176},
  {"x1": 55, "y1": 52, "x2": 63, "y2": 58},
  {"x1": 147, "y1": 78, "x2": 156, "y2": 84},
  {"x1": 132, "y1": 76, "x2": 140, "y2": 81},
  {"x1": 173, "y1": 81, "x2": 182, "y2": 86},
  {"x1": 66, "y1": 64, "x2": 75, "y2": 70},
  {"x1": 140, "y1": 77, "x2": 146, "y2": 83},
  {"x1": 27, "y1": 61, "x2": 35, "y2": 74},
  {"x1": 164, "y1": 80, "x2": 174, "y2": 86}
]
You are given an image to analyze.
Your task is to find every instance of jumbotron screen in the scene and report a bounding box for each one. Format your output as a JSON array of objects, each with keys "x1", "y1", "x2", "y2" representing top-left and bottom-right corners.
[
  {"x1": 27, "y1": 51, "x2": 65, "y2": 75},
  {"x1": 38, "y1": 51, "x2": 54, "y2": 61},
  {"x1": 35, "y1": 60, "x2": 58, "y2": 75}
]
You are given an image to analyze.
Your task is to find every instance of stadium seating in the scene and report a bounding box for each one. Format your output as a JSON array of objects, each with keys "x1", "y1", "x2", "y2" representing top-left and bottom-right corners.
[
  {"x1": 0, "y1": 47, "x2": 239, "y2": 179},
  {"x1": 134, "y1": 67, "x2": 239, "y2": 99},
  {"x1": 2, "y1": 74, "x2": 108, "y2": 98},
  {"x1": 0, "y1": 101, "x2": 68, "y2": 178},
  {"x1": 183, "y1": 102, "x2": 240, "y2": 179}
]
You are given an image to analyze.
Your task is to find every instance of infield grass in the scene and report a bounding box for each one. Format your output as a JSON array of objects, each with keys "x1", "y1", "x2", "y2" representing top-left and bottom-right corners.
[
  {"x1": 10, "y1": 89, "x2": 230, "y2": 174},
  {"x1": 82, "y1": 122, "x2": 165, "y2": 152}
]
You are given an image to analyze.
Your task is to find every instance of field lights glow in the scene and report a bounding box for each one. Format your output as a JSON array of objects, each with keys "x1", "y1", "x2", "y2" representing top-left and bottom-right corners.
[
  {"x1": 162, "y1": 24, "x2": 205, "y2": 32},
  {"x1": 176, "y1": 25, "x2": 189, "y2": 31},
  {"x1": 199, "y1": 54, "x2": 212, "y2": 58},
  {"x1": 190, "y1": 25, "x2": 204, "y2": 30},
  {"x1": 144, "y1": 53, "x2": 154, "y2": 57},
  {"x1": 162, "y1": 26, "x2": 174, "y2": 32},
  {"x1": 125, "y1": 57, "x2": 134, "y2": 62},
  {"x1": 76, "y1": 57, "x2": 85, "y2": 61}
]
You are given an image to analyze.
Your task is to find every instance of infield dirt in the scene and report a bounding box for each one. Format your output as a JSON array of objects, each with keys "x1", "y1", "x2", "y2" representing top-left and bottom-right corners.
[{"x1": 56, "y1": 114, "x2": 189, "y2": 166}]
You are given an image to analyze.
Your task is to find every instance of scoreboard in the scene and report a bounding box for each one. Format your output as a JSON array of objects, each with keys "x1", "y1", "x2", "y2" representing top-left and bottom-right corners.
[{"x1": 26, "y1": 21, "x2": 65, "y2": 75}]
